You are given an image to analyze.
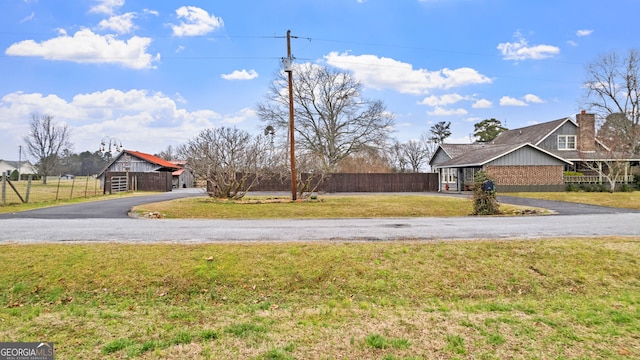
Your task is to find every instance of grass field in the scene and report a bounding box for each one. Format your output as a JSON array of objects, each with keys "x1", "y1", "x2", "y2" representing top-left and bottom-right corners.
[
  {"x1": 506, "y1": 191, "x2": 640, "y2": 210},
  {"x1": 0, "y1": 238, "x2": 638, "y2": 359},
  {"x1": 132, "y1": 194, "x2": 548, "y2": 219},
  {"x1": 3, "y1": 189, "x2": 639, "y2": 358},
  {"x1": 0, "y1": 176, "x2": 102, "y2": 204}
]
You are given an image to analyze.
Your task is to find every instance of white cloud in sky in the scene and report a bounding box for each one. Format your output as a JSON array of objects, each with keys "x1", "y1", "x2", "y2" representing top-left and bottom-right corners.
[
  {"x1": 497, "y1": 32, "x2": 560, "y2": 61},
  {"x1": 170, "y1": 6, "x2": 224, "y2": 37},
  {"x1": 324, "y1": 52, "x2": 492, "y2": 94},
  {"x1": 499, "y1": 96, "x2": 528, "y2": 106},
  {"x1": 523, "y1": 93, "x2": 544, "y2": 103},
  {"x1": 20, "y1": 12, "x2": 35, "y2": 23},
  {"x1": 143, "y1": 9, "x2": 159, "y2": 16},
  {"x1": 221, "y1": 69, "x2": 259, "y2": 80},
  {"x1": 418, "y1": 93, "x2": 467, "y2": 106},
  {"x1": 0, "y1": 89, "x2": 223, "y2": 153},
  {"x1": 97, "y1": 13, "x2": 137, "y2": 34},
  {"x1": 89, "y1": 0, "x2": 124, "y2": 15},
  {"x1": 5, "y1": 29, "x2": 159, "y2": 69},
  {"x1": 472, "y1": 99, "x2": 492, "y2": 108},
  {"x1": 576, "y1": 29, "x2": 593, "y2": 37},
  {"x1": 222, "y1": 108, "x2": 257, "y2": 124},
  {"x1": 427, "y1": 107, "x2": 468, "y2": 116}
]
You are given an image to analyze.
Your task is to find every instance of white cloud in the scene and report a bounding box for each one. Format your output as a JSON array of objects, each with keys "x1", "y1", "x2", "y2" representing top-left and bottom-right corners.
[
  {"x1": 97, "y1": 12, "x2": 137, "y2": 35},
  {"x1": 576, "y1": 29, "x2": 593, "y2": 37},
  {"x1": 222, "y1": 108, "x2": 257, "y2": 124},
  {"x1": 497, "y1": 32, "x2": 560, "y2": 61},
  {"x1": 418, "y1": 93, "x2": 466, "y2": 106},
  {"x1": 472, "y1": 99, "x2": 492, "y2": 108},
  {"x1": 5, "y1": 29, "x2": 159, "y2": 69},
  {"x1": 523, "y1": 94, "x2": 544, "y2": 103},
  {"x1": 0, "y1": 89, "x2": 222, "y2": 154},
  {"x1": 143, "y1": 9, "x2": 159, "y2": 16},
  {"x1": 221, "y1": 69, "x2": 259, "y2": 80},
  {"x1": 567, "y1": 40, "x2": 578, "y2": 47},
  {"x1": 499, "y1": 96, "x2": 528, "y2": 106},
  {"x1": 427, "y1": 107, "x2": 468, "y2": 116},
  {"x1": 170, "y1": 6, "x2": 224, "y2": 37},
  {"x1": 20, "y1": 12, "x2": 35, "y2": 23},
  {"x1": 324, "y1": 52, "x2": 492, "y2": 94},
  {"x1": 89, "y1": 0, "x2": 124, "y2": 15}
]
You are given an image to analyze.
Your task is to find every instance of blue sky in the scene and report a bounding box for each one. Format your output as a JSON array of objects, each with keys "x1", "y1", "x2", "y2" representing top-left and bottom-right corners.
[{"x1": 1, "y1": 0, "x2": 638, "y2": 161}]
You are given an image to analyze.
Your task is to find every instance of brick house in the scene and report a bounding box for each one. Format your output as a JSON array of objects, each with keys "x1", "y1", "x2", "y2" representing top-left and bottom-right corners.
[{"x1": 429, "y1": 111, "x2": 640, "y2": 192}]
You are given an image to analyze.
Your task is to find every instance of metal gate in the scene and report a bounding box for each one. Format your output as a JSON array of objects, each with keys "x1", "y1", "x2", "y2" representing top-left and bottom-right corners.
[{"x1": 110, "y1": 176, "x2": 128, "y2": 193}]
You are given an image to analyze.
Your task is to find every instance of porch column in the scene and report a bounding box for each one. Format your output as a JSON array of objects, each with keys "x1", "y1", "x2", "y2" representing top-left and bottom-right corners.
[
  {"x1": 625, "y1": 161, "x2": 629, "y2": 183},
  {"x1": 598, "y1": 162, "x2": 602, "y2": 184}
]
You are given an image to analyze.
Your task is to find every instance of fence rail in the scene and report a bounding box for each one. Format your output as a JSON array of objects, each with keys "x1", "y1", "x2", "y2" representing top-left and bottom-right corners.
[
  {"x1": 1, "y1": 175, "x2": 102, "y2": 206},
  {"x1": 564, "y1": 175, "x2": 634, "y2": 184}
]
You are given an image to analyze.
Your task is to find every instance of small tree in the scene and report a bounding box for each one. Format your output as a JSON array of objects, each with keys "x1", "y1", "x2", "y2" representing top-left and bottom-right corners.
[
  {"x1": 179, "y1": 127, "x2": 273, "y2": 199},
  {"x1": 23, "y1": 114, "x2": 72, "y2": 184},
  {"x1": 471, "y1": 171, "x2": 499, "y2": 215}
]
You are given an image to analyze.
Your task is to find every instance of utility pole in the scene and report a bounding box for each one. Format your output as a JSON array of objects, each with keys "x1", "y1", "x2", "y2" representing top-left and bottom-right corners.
[{"x1": 284, "y1": 29, "x2": 297, "y2": 200}]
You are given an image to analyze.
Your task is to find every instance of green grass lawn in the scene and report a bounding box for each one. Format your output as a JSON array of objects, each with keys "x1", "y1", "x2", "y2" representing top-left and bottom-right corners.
[
  {"x1": 1, "y1": 238, "x2": 638, "y2": 359},
  {"x1": 506, "y1": 191, "x2": 640, "y2": 210},
  {"x1": 132, "y1": 194, "x2": 546, "y2": 219}
]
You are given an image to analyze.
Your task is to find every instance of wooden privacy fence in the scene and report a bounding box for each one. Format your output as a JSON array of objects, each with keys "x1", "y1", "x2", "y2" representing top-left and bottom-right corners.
[
  {"x1": 104, "y1": 172, "x2": 173, "y2": 193},
  {"x1": 239, "y1": 172, "x2": 439, "y2": 193}
]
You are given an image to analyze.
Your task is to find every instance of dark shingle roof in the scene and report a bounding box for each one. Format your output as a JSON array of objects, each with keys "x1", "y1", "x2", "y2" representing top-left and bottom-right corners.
[
  {"x1": 436, "y1": 143, "x2": 571, "y2": 168},
  {"x1": 491, "y1": 118, "x2": 573, "y2": 145}
]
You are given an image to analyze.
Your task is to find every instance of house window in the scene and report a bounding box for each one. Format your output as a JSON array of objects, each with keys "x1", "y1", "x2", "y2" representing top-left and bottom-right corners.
[
  {"x1": 558, "y1": 135, "x2": 576, "y2": 150},
  {"x1": 442, "y1": 168, "x2": 457, "y2": 183}
]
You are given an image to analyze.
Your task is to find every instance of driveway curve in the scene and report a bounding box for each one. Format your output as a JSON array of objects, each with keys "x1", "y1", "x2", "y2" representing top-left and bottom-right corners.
[{"x1": 1, "y1": 190, "x2": 639, "y2": 243}]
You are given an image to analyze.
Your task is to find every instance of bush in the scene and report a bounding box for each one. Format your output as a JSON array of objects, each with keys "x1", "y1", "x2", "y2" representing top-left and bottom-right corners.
[
  {"x1": 471, "y1": 171, "x2": 499, "y2": 215},
  {"x1": 9, "y1": 170, "x2": 19, "y2": 181},
  {"x1": 565, "y1": 183, "x2": 579, "y2": 192}
]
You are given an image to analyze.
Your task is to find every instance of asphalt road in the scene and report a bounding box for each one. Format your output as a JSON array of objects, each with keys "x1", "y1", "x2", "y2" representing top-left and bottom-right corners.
[{"x1": 1, "y1": 190, "x2": 638, "y2": 243}]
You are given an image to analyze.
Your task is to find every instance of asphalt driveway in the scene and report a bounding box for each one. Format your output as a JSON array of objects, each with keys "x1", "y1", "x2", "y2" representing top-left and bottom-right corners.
[
  {"x1": 0, "y1": 188, "x2": 206, "y2": 219},
  {"x1": 0, "y1": 190, "x2": 637, "y2": 219},
  {"x1": 1, "y1": 190, "x2": 639, "y2": 243}
]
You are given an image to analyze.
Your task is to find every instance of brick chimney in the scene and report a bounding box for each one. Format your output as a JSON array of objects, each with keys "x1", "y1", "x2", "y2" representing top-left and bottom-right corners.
[{"x1": 576, "y1": 110, "x2": 596, "y2": 152}]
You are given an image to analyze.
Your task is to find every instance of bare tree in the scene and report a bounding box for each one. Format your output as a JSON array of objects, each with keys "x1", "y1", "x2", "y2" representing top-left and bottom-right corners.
[
  {"x1": 256, "y1": 63, "x2": 395, "y2": 172},
  {"x1": 583, "y1": 49, "x2": 640, "y2": 151},
  {"x1": 178, "y1": 127, "x2": 273, "y2": 199},
  {"x1": 156, "y1": 145, "x2": 177, "y2": 161},
  {"x1": 23, "y1": 114, "x2": 72, "y2": 184},
  {"x1": 390, "y1": 133, "x2": 438, "y2": 173}
]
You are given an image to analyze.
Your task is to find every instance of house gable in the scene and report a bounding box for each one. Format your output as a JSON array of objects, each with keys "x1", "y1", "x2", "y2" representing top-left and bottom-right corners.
[
  {"x1": 536, "y1": 120, "x2": 578, "y2": 153},
  {"x1": 488, "y1": 144, "x2": 570, "y2": 166}
]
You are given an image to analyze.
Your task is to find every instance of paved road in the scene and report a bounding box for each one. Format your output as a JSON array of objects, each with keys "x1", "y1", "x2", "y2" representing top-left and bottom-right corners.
[{"x1": 1, "y1": 190, "x2": 639, "y2": 243}]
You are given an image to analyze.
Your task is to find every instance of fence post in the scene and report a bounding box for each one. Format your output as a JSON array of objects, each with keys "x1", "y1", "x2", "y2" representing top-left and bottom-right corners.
[
  {"x1": 1, "y1": 173, "x2": 6, "y2": 205},
  {"x1": 70, "y1": 176, "x2": 76, "y2": 200},
  {"x1": 25, "y1": 175, "x2": 32, "y2": 203},
  {"x1": 84, "y1": 176, "x2": 89, "y2": 197},
  {"x1": 55, "y1": 176, "x2": 61, "y2": 201}
]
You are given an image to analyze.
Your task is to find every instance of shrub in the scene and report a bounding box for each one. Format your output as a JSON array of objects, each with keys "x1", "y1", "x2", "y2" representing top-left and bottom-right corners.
[
  {"x1": 471, "y1": 171, "x2": 499, "y2": 215},
  {"x1": 565, "y1": 183, "x2": 579, "y2": 192},
  {"x1": 9, "y1": 170, "x2": 19, "y2": 181}
]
